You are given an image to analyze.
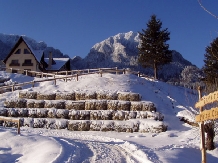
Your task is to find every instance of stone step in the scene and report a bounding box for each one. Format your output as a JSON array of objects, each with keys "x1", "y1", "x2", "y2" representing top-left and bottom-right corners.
[
  {"x1": 0, "y1": 108, "x2": 164, "y2": 121},
  {"x1": 4, "y1": 99, "x2": 156, "y2": 112},
  {"x1": 0, "y1": 117, "x2": 167, "y2": 133},
  {"x1": 19, "y1": 90, "x2": 141, "y2": 101}
]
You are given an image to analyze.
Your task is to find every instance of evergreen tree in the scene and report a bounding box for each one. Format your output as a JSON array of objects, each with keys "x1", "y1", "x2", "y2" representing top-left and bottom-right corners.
[
  {"x1": 138, "y1": 15, "x2": 172, "y2": 79},
  {"x1": 203, "y1": 37, "x2": 218, "y2": 85}
]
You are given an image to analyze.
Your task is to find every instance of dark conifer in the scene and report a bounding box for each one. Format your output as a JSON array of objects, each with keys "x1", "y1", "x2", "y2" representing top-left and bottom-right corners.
[
  {"x1": 138, "y1": 15, "x2": 172, "y2": 79},
  {"x1": 203, "y1": 37, "x2": 218, "y2": 85}
]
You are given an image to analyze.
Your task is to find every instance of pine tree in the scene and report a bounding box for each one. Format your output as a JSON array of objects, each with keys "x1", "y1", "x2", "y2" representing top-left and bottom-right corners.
[
  {"x1": 138, "y1": 15, "x2": 172, "y2": 79},
  {"x1": 203, "y1": 37, "x2": 218, "y2": 85}
]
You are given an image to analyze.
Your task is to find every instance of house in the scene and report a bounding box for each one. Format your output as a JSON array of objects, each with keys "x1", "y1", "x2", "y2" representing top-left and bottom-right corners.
[{"x1": 3, "y1": 36, "x2": 70, "y2": 73}]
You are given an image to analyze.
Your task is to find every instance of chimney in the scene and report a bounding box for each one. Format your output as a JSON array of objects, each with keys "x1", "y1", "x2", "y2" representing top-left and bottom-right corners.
[{"x1": 48, "y1": 52, "x2": 52, "y2": 69}]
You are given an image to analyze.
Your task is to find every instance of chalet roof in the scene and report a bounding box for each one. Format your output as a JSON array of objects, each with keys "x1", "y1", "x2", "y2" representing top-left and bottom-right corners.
[
  {"x1": 44, "y1": 58, "x2": 69, "y2": 70},
  {"x1": 3, "y1": 36, "x2": 45, "y2": 63}
]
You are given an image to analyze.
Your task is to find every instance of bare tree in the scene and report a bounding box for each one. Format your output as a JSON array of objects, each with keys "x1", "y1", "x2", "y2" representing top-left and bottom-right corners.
[{"x1": 198, "y1": 0, "x2": 218, "y2": 19}]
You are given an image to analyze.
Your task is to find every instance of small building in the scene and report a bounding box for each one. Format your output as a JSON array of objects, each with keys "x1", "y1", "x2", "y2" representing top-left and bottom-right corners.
[{"x1": 3, "y1": 36, "x2": 70, "y2": 73}]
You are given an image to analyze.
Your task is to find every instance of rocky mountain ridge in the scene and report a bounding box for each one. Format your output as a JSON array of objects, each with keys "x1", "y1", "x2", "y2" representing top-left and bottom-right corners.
[
  {"x1": 0, "y1": 32, "x2": 201, "y2": 83},
  {"x1": 71, "y1": 31, "x2": 196, "y2": 82},
  {"x1": 0, "y1": 33, "x2": 66, "y2": 60}
]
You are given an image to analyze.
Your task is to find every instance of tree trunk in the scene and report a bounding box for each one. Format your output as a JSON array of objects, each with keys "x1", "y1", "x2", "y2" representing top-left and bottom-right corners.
[
  {"x1": 154, "y1": 61, "x2": 157, "y2": 80},
  {"x1": 204, "y1": 122, "x2": 215, "y2": 150}
]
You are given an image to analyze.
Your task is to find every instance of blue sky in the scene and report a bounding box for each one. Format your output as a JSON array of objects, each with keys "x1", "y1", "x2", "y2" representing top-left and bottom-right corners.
[{"x1": 0, "y1": 0, "x2": 218, "y2": 68}]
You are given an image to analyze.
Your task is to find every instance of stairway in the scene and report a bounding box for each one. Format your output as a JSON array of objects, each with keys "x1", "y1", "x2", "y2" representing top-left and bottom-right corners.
[{"x1": 1, "y1": 90, "x2": 167, "y2": 133}]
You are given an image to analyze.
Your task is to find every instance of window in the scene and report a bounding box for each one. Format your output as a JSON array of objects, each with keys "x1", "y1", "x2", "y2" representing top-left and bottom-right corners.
[
  {"x1": 24, "y1": 48, "x2": 31, "y2": 54},
  {"x1": 22, "y1": 59, "x2": 33, "y2": 66},
  {"x1": 15, "y1": 49, "x2": 21, "y2": 54},
  {"x1": 9, "y1": 60, "x2": 20, "y2": 66}
]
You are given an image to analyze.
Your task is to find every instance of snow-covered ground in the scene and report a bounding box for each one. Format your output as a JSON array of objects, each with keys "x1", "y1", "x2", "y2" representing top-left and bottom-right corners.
[{"x1": 0, "y1": 71, "x2": 217, "y2": 163}]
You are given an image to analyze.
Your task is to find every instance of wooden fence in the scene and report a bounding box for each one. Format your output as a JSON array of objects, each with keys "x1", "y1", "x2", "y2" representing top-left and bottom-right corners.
[
  {"x1": 0, "y1": 116, "x2": 20, "y2": 134},
  {"x1": 0, "y1": 67, "x2": 154, "y2": 93}
]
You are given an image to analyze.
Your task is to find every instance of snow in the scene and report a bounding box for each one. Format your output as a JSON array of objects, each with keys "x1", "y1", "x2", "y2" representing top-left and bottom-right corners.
[
  {"x1": 44, "y1": 58, "x2": 69, "y2": 71},
  {"x1": 0, "y1": 71, "x2": 218, "y2": 163}
]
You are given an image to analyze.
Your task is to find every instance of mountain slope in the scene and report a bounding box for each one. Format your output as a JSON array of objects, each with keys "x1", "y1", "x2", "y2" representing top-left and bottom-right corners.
[
  {"x1": 0, "y1": 33, "x2": 66, "y2": 60},
  {"x1": 71, "y1": 31, "x2": 196, "y2": 82}
]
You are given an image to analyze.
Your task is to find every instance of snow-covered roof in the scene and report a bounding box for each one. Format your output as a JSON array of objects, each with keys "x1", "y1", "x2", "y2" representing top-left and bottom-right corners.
[
  {"x1": 22, "y1": 37, "x2": 45, "y2": 63},
  {"x1": 44, "y1": 58, "x2": 69, "y2": 70}
]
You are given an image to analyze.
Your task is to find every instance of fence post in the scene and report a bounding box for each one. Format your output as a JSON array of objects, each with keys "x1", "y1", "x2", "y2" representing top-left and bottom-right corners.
[
  {"x1": 123, "y1": 69, "x2": 126, "y2": 74},
  {"x1": 11, "y1": 68, "x2": 13, "y2": 73},
  {"x1": 12, "y1": 84, "x2": 15, "y2": 92},
  {"x1": 116, "y1": 67, "x2": 118, "y2": 75},
  {"x1": 25, "y1": 70, "x2": 28, "y2": 76},
  {"x1": 138, "y1": 71, "x2": 140, "y2": 77},
  {"x1": 76, "y1": 74, "x2": 79, "y2": 81},
  {"x1": 41, "y1": 72, "x2": 43, "y2": 78},
  {"x1": 198, "y1": 86, "x2": 206, "y2": 163},
  {"x1": 54, "y1": 75, "x2": 56, "y2": 85},
  {"x1": 88, "y1": 69, "x2": 90, "y2": 73},
  {"x1": 17, "y1": 119, "x2": 20, "y2": 134},
  {"x1": 32, "y1": 81, "x2": 35, "y2": 87}
]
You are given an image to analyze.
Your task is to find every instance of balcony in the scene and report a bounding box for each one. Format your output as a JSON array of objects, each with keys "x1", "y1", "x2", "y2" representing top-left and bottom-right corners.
[
  {"x1": 22, "y1": 63, "x2": 33, "y2": 66},
  {"x1": 9, "y1": 63, "x2": 20, "y2": 66}
]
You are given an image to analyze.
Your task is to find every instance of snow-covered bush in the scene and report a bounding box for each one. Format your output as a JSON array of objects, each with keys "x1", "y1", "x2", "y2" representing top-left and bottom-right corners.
[
  {"x1": 117, "y1": 101, "x2": 131, "y2": 111},
  {"x1": 44, "y1": 118, "x2": 56, "y2": 129},
  {"x1": 22, "y1": 118, "x2": 34, "y2": 127},
  {"x1": 95, "y1": 100, "x2": 107, "y2": 110},
  {"x1": 117, "y1": 92, "x2": 141, "y2": 101},
  {"x1": 47, "y1": 108, "x2": 57, "y2": 118},
  {"x1": 26, "y1": 91, "x2": 37, "y2": 99},
  {"x1": 85, "y1": 91, "x2": 96, "y2": 100},
  {"x1": 19, "y1": 91, "x2": 27, "y2": 98},
  {"x1": 90, "y1": 110, "x2": 113, "y2": 120},
  {"x1": 96, "y1": 90, "x2": 107, "y2": 100},
  {"x1": 55, "y1": 92, "x2": 75, "y2": 100},
  {"x1": 36, "y1": 108, "x2": 47, "y2": 118},
  {"x1": 65, "y1": 101, "x2": 85, "y2": 110},
  {"x1": 33, "y1": 118, "x2": 45, "y2": 128},
  {"x1": 125, "y1": 111, "x2": 137, "y2": 120},
  {"x1": 44, "y1": 100, "x2": 65, "y2": 109},
  {"x1": 26, "y1": 100, "x2": 35, "y2": 108},
  {"x1": 55, "y1": 119, "x2": 68, "y2": 129},
  {"x1": 0, "y1": 108, "x2": 7, "y2": 116},
  {"x1": 75, "y1": 91, "x2": 86, "y2": 100},
  {"x1": 68, "y1": 110, "x2": 90, "y2": 120},
  {"x1": 37, "y1": 92, "x2": 56, "y2": 100},
  {"x1": 28, "y1": 108, "x2": 38, "y2": 118},
  {"x1": 85, "y1": 100, "x2": 107, "y2": 110},
  {"x1": 7, "y1": 108, "x2": 18, "y2": 117},
  {"x1": 147, "y1": 112, "x2": 164, "y2": 121},
  {"x1": 68, "y1": 120, "x2": 90, "y2": 131},
  {"x1": 33, "y1": 100, "x2": 45, "y2": 108},
  {"x1": 107, "y1": 100, "x2": 118, "y2": 110},
  {"x1": 130, "y1": 101, "x2": 143, "y2": 111},
  {"x1": 101, "y1": 121, "x2": 114, "y2": 131},
  {"x1": 113, "y1": 111, "x2": 125, "y2": 120},
  {"x1": 138, "y1": 119, "x2": 167, "y2": 133},
  {"x1": 90, "y1": 120, "x2": 102, "y2": 131},
  {"x1": 141, "y1": 101, "x2": 156, "y2": 112},
  {"x1": 114, "y1": 121, "x2": 136, "y2": 132},
  {"x1": 17, "y1": 108, "x2": 28, "y2": 117},
  {"x1": 106, "y1": 92, "x2": 118, "y2": 100},
  {"x1": 56, "y1": 109, "x2": 69, "y2": 119},
  {"x1": 4, "y1": 98, "x2": 27, "y2": 108},
  {"x1": 96, "y1": 91, "x2": 118, "y2": 100}
]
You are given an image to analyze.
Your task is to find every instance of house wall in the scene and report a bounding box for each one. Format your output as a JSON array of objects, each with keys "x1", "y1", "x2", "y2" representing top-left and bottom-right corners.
[{"x1": 5, "y1": 41, "x2": 40, "y2": 73}]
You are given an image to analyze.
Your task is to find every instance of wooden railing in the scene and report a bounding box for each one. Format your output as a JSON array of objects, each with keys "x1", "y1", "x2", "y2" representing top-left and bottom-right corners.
[
  {"x1": 0, "y1": 67, "x2": 154, "y2": 93},
  {"x1": 0, "y1": 116, "x2": 20, "y2": 134}
]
